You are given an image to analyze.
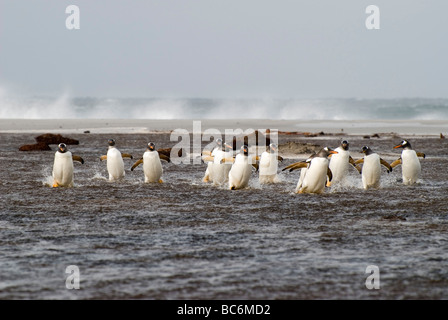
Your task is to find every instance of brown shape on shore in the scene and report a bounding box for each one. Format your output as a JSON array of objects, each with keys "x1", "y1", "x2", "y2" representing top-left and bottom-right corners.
[
  {"x1": 157, "y1": 148, "x2": 182, "y2": 158},
  {"x1": 277, "y1": 141, "x2": 321, "y2": 155},
  {"x1": 231, "y1": 129, "x2": 271, "y2": 150},
  {"x1": 19, "y1": 133, "x2": 79, "y2": 151},
  {"x1": 19, "y1": 142, "x2": 52, "y2": 151},
  {"x1": 35, "y1": 134, "x2": 79, "y2": 145}
]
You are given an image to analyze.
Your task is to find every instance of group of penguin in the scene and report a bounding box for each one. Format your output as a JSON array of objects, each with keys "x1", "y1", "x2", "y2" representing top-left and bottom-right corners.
[
  {"x1": 51, "y1": 139, "x2": 168, "y2": 187},
  {"x1": 51, "y1": 137, "x2": 425, "y2": 194}
]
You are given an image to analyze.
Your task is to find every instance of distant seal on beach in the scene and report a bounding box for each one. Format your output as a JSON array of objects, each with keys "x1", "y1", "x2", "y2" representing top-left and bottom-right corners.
[
  {"x1": 391, "y1": 140, "x2": 425, "y2": 185},
  {"x1": 52, "y1": 143, "x2": 84, "y2": 187}
]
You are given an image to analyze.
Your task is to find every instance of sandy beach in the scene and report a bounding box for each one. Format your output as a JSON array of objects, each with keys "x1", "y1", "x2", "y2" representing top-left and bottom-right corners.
[{"x1": 1, "y1": 119, "x2": 447, "y2": 135}]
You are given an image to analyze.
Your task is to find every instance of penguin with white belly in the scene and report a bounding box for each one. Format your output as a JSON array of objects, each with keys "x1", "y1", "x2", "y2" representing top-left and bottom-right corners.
[
  {"x1": 131, "y1": 142, "x2": 170, "y2": 183},
  {"x1": 202, "y1": 138, "x2": 233, "y2": 185},
  {"x1": 52, "y1": 143, "x2": 84, "y2": 188},
  {"x1": 327, "y1": 140, "x2": 362, "y2": 187},
  {"x1": 282, "y1": 147, "x2": 337, "y2": 194},
  {"x1": 228, "y1": 145, "x2": 255, "y2": 190},
  {"x1": 100, "y1": 139, "x2": 133, "y2": 181},
  {"x1": 258, "y1": 143, "x2": 283, "y2": 184},
  {"x1": 355, "y1": 146, "x2": 392, "y2": 190},
  {"x1": 391, "y1": 140, "x2": 425, "y2": 185}
]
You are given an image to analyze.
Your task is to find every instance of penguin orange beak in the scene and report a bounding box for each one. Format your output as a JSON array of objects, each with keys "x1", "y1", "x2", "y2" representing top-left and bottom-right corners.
[
  {"x1": 393, "y1": 144, "x2": 402, "y2": 149},
  {"x1": 329, "y1": 150, "x2": 338, "y2": 154}
]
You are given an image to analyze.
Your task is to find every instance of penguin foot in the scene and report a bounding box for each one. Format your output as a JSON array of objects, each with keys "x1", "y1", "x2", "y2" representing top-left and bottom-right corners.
[
  {"x1": 203, "y1": 176, "x2": 210, "y2": 183},
  {"x1": 230, "y1": 186, "x2": 236, "y2": 190},
  {"x1": 158, "y1": 179, "x2": 163, "y2": 183},
  {"x1": 52, "y1": 182, "x2": 59, "y2": 188},
  {"x1": 326, "y1": 181, "x2": 332, "y2": 187}
]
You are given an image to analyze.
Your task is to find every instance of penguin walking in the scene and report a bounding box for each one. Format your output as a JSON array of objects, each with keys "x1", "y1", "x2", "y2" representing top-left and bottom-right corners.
[
  {"x1": 327, "y1": 140, "x2": 361, "y2": 186},
  {"x1": 52, "y1": 143, "x2": 84, "y2": 187},
  {"x1": 356, "y1": 146, "x2": 392, "y2": 190},
  {"x1": 131, "y1": 142, "x2": 170, "y2": 183},
  {"x1": 100, "y1": 139, "x2": 133, "y2": 181},
  {"x1": 258, "y1": 143, "x2": 283, "y2": 184},
  {"x1": 202, "y1": 138, "x2": 233, "y2": 185},
  {"x1": 282, "y1": 147, "x2": 337, "y2": 194},
  {"x1": 391, "y1": 140, "x2": 425, "y2": 185},
  {"x1": 227, "y1": 145, "x2": 256, "y2": 190}
]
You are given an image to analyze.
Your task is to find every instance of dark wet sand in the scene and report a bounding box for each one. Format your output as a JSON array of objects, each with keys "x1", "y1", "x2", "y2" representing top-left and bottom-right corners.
[{"x1": 1, "y1": 122, "x2": 447, "y2": 299}]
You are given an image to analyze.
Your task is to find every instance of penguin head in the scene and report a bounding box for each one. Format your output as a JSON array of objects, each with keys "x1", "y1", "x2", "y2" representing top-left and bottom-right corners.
[
  {"x1": 268, "y1": 143, "x2": 277, "y2": 153},
  {"x1": 341, "y1": 140, "x2": 349, "y2": 150},
  {"x1": 318, "y1": 147, "x2": 337, "y2": 158},
  {"x1": 361, "y1": 146, "x2": 373, "y2": 155},
  {"x1": 147, "y1": 142, "x2": 156, "y2": 151},
  {"x1": 58, "y1": 143, "x2": 67, "y2": 153},
  {"x1": 241, "y1": 144, "x2": 249, "y2": 156},
  {"x1": 108, "y1": 139, "x2": 116, "y2": 147},
  {"x1": 394, "y1": 140, "x2": 411, "y2": 150},
  {"x1": 215, "y1": 138, "x2": 223, "y2": 147}
]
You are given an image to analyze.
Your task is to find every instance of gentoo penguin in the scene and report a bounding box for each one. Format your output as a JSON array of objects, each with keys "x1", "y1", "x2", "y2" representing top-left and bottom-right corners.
[
  {"x1": 391, "y1": 140, "x2": 425, "y2": 185},
  {"x1": 327, "y1": 140, "x2": 361, "y2": 186},
  {"x1": 202, "y1": 138, "x2": 233, "y2": 185},
  {"x1": 100, "y1": 139, "x2": 133, "y2": 181},
  {"x1": 131, "y1": 142, "x2": 170, "y2": 183},
  {"x1": 52, "y1": 143, "x2": 84, "y2": 187},
  {"x1": 258, "y1": 143, "x2": 283, "y2": 184},
  {"x1": 355, "y1": 146, "x2": 392, "y2": 190},
  {"x1": 228, "y1": 145, "x2": 254, "y2": 190},
  {"x1": 282, "y1": 147, "x2": 337, "y2": 194}
]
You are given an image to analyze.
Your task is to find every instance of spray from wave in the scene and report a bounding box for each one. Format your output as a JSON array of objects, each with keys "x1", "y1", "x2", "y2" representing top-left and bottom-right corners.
[{"x1": 1, "y1": 88, "x2": 448, "y2": 120}]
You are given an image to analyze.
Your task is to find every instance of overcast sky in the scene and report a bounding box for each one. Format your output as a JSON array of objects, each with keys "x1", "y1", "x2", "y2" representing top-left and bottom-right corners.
[{"x1": 0, "y1": 0, "x2": 447, "y2": 99}]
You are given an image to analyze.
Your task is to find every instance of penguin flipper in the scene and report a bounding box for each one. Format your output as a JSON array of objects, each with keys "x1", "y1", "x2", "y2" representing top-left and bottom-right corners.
[
  {"x1": 416, "y1": 152, "x2": 426, "y2": 158},
  {"x1": 159, "y1": 154, "x2": 171, "y2": 163},
  {"x1": 202, "y1": 150, "x2": 212, "y2": 156},
  {"x1": 202, "y1": 155, "x2": 214, "y2": 163},
  {"x1": 121, "y1": 153, "x2": 133, "y2": 159},
  {"x1": 327, "y1": 168, "x2": 333, "y2": 182},
  {"x1": 354, "y1": 158, "x2": 364, "y2": 165},
  {"x1": 380, "y1": 158, "x2": 392, "y2": 173},
  {"x1": 349, "y1": 156, "x2": 362, "y2": 173},
  {"x1": 390, "y1": 158, "x2": 402, "y2": 168},
  {"x1": 252, "y1": 163, "x2": 259, "y2": 171},
  {"x1": 100, "y1": 155, "x2": 107, "y2": 161},
  {"x1": 282, "y1": 161, "x2": 307, "y2": 172},
  {"x1": 220, "y1": 157, "x2": 235, "y2": 164},
  {"x1": 72, "y1": 155, "x2": 84, "y2": 164},
  {"x1": 131, "y1": 158, "x2": 143, "y2": 171}
]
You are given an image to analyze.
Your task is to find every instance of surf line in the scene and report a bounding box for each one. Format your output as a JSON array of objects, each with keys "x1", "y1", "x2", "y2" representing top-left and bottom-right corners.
[
  {"x1": 169, "y1": 120, "x2": 278, "y2": 165},
  {"x1": 177, "y1": 304, "x2": 211, "y2": 317}
]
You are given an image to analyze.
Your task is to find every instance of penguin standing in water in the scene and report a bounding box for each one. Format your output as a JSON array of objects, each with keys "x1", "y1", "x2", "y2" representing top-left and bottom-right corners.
[
  {"x1": 356, "y1": 146, "x2": 392, "y2": 190},
  {"x1": 282, "y1": 147, "x2": 337, "y2": 194},
  {"x1": 391, "y1": 140, "x2": 425, "y2": 185},
  {"x1": 131, "y1": 142, "x2": 170, "y2": 183},
  {"x1": 258, "y1": 143, "x2": 283, "y2": 184},
  {"x1": 52, "y1": 143, "x2": 84, "y2": 187},
  {"x1": 227, "y1": 145, "x2": 255, "y2": 190},
  {"x1": 202, "y1": 138, "x2": 233, "y2": 185},
  {"x1": 100, "y1": 139, "x2": 133, "y2": 181},
  {"x1": 327, "y1": 140, "x2": 361, "y2": 186}
]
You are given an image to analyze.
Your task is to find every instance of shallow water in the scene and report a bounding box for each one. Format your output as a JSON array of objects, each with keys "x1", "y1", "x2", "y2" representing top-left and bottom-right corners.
[{"x1": 1, "y1": 132, "x2": 447, "y2": 299}]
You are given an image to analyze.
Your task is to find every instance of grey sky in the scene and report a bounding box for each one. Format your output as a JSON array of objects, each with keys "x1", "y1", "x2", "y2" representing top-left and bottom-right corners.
[{"x1": 0, "y1": 0, "x2": 447, "y2": 99}]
